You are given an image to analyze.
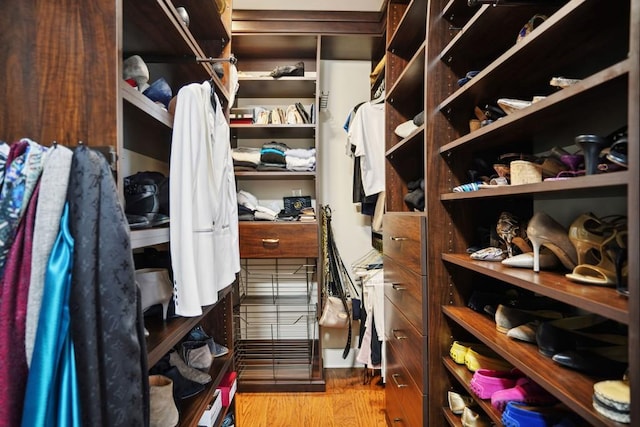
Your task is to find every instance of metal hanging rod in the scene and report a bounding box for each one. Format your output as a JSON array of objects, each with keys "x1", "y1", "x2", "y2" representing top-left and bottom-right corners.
[
  {"x1": 196, "y1": 54, "x2": 237, "y2": 65},
  {"x1": 134, "y1": 54, "x2": 237, "y2": 65}
]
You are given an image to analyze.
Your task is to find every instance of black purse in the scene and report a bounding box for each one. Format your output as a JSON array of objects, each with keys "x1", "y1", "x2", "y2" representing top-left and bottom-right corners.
[{"x1": 283, "y1": 196, "x2": 311, "y2": 216}]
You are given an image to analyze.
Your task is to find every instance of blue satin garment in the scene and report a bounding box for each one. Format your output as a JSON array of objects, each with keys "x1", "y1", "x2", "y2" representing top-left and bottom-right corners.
[{"x1": 21, "y1": 204, "x2": 81, "y2": 426}]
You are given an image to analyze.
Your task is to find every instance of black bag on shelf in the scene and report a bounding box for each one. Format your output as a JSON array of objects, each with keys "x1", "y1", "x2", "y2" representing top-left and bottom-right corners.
[{"x1": 124, "y1": 171, "x2": 169, "y2": 216}]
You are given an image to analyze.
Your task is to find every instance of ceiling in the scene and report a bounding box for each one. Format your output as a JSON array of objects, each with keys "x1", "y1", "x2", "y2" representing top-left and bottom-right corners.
[{"x1": 233, "y1": 0, "x2": 386, "y2": 12}]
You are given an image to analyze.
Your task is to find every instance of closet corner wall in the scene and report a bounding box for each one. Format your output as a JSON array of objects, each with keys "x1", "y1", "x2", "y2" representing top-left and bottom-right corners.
[
  {"x1": 1, "y1": 0, "x2": 239, "y2": 425},
  {"x1": 383, "y1": 0, "x2": 639, "y2": 426}
]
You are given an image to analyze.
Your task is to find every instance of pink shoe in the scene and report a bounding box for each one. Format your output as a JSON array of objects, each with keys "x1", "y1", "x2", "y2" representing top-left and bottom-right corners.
[
  {"x1": 491, "y1": 377, "x2": 558, "y2": 412},
  {"x1": 470, "y1": 369, "x2": 524, "y2": 399}
]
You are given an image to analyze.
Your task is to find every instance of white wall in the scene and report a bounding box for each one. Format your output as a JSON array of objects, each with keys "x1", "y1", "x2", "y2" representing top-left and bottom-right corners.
[{"x1": 318, "y1": 59, "x2": 377, "y2": 367}]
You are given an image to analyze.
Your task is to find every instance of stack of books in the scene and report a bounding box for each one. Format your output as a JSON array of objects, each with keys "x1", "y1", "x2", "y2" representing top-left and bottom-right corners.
[{"x1": 298, "y1": 207, "x2": 316, "y2": 222}]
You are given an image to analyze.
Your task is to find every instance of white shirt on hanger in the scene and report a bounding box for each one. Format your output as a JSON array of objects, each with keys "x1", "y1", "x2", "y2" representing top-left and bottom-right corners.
[{"x1": 348, "y1": 101, "x2": 385, "y2": 196}]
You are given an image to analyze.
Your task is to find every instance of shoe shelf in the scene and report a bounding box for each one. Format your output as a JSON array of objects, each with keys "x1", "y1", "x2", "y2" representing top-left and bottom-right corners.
[
  {"x1": 441, "y1": 0, "x2": 479, "y2": 29},
  {"x1": 439, "y1": 59, "x2": 630, "y2": 153},
  {"x1": 442, "y1": 253, "x2": 629, "y2": 324},
  {"x1": 178, "y1": 355, "x2": 234, "y2": 427},
  {"x1": 442, "y1": 357, "x2": 502, "y2": 426},
  {"x1": 443, "y1": 305, "x2": 619, "y2": 427},
  {"x1": 439, "y1": 4, "x2": 564, "y2": 77},
  {"x1": 438, "y1": 0, "x2": 630, "y2": 132},
  {"x1": 442, "y1": 407, "x2": 463, "y2": 427},
  {"x1": 145, "y1": 286, "x2": 233, "y2": 365},
  {"x1": 440, "y1": 170, "x2": 629, "y2": 201}
]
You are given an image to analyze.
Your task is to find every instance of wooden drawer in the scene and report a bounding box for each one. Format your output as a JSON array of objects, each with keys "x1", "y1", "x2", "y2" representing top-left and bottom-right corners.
[
  {"x1": 385, "y1": 340, "x2": 424, "y2": 427},
  {"x1": 385, "y1": 298, "x2": 426, "y2": 392},
  {"x1": 383, "y1": 213, "x2": 425, "y2": 275},
  {"x1": 239, "y1": 222, "x2": 318, "y2": 258},
  {"x1": 384, "y1": 255, "x2": 425, "y2": 334}
]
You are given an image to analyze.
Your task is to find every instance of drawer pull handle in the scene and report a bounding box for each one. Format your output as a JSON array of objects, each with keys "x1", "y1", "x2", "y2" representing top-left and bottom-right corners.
[
  {"x1": 391, "y1": 284, "x2": 406, "y2": 291},
  {"x1": 390, "y1": 236, "x2": 408, "y2": 241},
  {"x1": 262, "y1": 238, "x2": 280, "y2": 245},
  {"x1": 392, "y1": 329, "x2": 407, "y2": 340},
  {"x1": 391, "y1": 373, "x2": 408, "y2": 388}
]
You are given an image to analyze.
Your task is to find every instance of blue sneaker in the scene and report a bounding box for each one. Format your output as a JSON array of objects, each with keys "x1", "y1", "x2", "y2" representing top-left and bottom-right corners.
[{"x1": 502, "y1": 402, "x2": 577, "y2": 427}]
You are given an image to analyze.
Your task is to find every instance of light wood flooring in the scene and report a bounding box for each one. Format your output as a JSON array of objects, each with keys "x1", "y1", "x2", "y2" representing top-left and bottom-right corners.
[{"x1": 235, "y1": 368, "x2": 387, "y2": 427}]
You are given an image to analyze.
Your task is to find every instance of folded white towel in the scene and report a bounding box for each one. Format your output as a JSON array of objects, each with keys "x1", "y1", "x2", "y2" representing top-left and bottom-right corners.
[
  {"x1": 285, "y1": 148, "x2": 316, "y2": 159},
  {"x1": 286, "y1": 156, "x2": 316, "y2": 171}
]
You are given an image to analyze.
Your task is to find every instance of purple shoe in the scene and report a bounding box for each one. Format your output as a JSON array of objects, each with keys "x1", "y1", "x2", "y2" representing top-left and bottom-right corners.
[
  {"x1": 491, "y1": 377, "x2": 558, "y2": 412},
  {"x1": 470, "y1": 368, "x2": 524, "y2": 399}
]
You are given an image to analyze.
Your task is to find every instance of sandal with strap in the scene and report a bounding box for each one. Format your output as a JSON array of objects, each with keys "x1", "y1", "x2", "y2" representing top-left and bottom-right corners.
[{"x1": 566, "y1": 227, "x2": 627, "y2": 286}]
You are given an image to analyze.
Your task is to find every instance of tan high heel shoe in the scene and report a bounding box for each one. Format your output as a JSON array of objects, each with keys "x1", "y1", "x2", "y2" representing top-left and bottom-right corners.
[{"x1": 526, "y1": 212, "x2": 577, "y2": 273}]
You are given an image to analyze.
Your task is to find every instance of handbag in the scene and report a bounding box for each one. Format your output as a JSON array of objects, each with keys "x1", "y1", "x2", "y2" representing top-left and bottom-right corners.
[{"x1": 318, "y1": 296, "x2": 351, "y2": 328}]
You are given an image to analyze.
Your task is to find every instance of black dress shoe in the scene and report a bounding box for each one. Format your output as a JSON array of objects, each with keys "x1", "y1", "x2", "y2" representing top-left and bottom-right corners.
[
  {"x1": 160, "y1": 366, "x2": 205, "y2": 401},
  {"x1": 269, "y1": 61, "x2": 304, "y2": 78},
  {"x1": 150, "y1": 356, "x2": 205, "y2": 401},
  {"x1": 536, "y1": 314, "x2": 627, "y2": 357},
  {"x1": 551, "y1": 346, "x2": 628, "y2": 378}
]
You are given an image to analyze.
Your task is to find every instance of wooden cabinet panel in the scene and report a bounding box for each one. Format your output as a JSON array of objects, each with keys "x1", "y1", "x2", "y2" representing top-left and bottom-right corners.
[
  {"x1": 385, "y1": 297, "x2": 426, "y2": 392},
  {"x1": 383, "y1": 213, "x2": 426, "y2": 275},
  {"x1": 383, "y1": 255, "x2": 425, "y2": 334},
  {"x1": 239, "y1": 222, "x2": 318, "y2": 258},
  {"x1": 385, "y1": 340, "x2": 424, "y2": 427}
]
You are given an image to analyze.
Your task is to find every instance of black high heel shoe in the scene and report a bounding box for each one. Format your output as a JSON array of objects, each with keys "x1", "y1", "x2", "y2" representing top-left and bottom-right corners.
[{"x1": 575, "y1": 134, "x2": 607, "y2": 175}]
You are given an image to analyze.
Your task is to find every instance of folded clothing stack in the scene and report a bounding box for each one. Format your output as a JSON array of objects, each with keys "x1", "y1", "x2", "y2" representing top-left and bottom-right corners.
[
  {"x1": 259, "y1": 141, "x2": 289, "y2": 170},
  {"x1": 286, "y1": 147, "x2": 316, "y2": 171},
  {"x1": 232, "y1": 147, "x2": 261, "y2": 170},
  {"x1": 236, "y1": 190, "x2": 278, "y2": 221}
]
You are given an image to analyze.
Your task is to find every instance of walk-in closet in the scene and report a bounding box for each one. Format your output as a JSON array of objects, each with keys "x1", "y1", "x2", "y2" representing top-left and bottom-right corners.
[{"x1": 0, "y1": 0, "x2": 637, "y2": 426}]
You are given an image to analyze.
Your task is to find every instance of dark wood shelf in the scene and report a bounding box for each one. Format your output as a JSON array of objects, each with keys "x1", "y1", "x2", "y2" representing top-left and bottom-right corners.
[
  {"x1": 440, "y1": 171, "x2": 628, "y2": 201},
  {"x1": 178, "y1": 356, "x2": 234, "y2": 427},
  {"x1": 440, "y1": 3, "x2": 564, "y2": 77},
  {"x1": 388, "y1": 0, "x2": 428, "y2": 60},
  {"x1": 237, "y1": 76, "x2": 317, "y2": 98},
  {"x1": 387, "y1": 42, "x2": 426, "y2": 118},
  {"x1": 441, "y1": 0, "x2": 479, "y2": 28},
  {"x1": 121, "y1": 82, "x2": 174, "y2": 128},
  {"x1": 438, "y1": 0, "x2": 630, "y2": 132},
  {"x1": 230, "y1": 124, "x2": 316, "y2": 139},
  {"x1": 442, "y1": 357, "x2": 502, "y2": 426},
  {"x1": 439, "y1": 60, "x2": 630, "y2": 153},
  {"x1": 442, "y1": 407, "x2": 462, "y2": 427},
  {"x1": 442, "y1": 252, "x2": 629, "y2": 324},
  {"x1": 443, "y1": 305, "x2": 621, "y2": 427},
  {"x1": 122, "y1": 0, "x2": 228, "y2": 98},
  {"x1": 232, "y1": 34, "x2": 319, "y2": 61},
  {"x1": 145, "y1": 306, "x2": 215, "y2": 367}
]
